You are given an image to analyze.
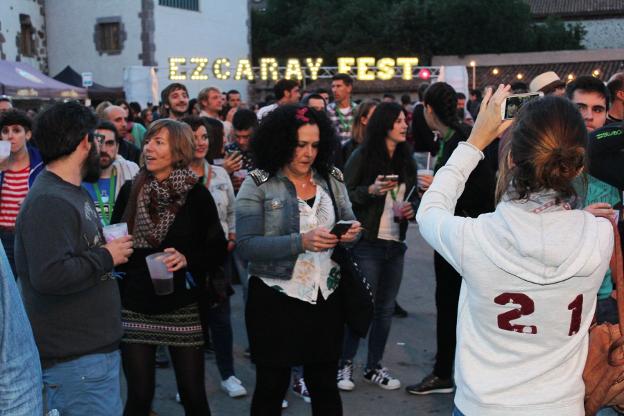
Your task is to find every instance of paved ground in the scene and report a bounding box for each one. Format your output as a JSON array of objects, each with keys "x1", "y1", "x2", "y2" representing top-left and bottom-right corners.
[{"x1": 141, "y1": 225, "x2": 454, "y2": 415}]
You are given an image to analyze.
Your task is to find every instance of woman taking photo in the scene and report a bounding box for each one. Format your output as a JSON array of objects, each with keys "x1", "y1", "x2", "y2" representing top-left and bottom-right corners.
[
  {"x1": 236, "y1": 105, "x2": 361, "y2": 415},
  {"x1": 417, "y1": 86, "x2": 613, "y2": 415},
  {"x1": 406, "y1": 82, "x2": 497, "y2": 396},
  {"x1": 111, "y1": 119, "x2": 227, "y2": 416},
  {"x1": 339, "y1": 102, "x2": 418, "y2": 391},
  {"x1": 181, "y1": 116, "x2": 247, "y2": 398}
]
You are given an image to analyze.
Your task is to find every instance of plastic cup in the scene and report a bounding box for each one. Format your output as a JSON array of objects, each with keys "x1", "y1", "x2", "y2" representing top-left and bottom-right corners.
[
  {"x1": 234, "y1": 168, "x2": 248, "y2": 179},
  {"x1": 102, "y1": 223, "x2": 128, "y2": 243},
  {"x1": 417, "y1": 169, "x2": 434, "y2": 189},
  {"x1": 392, "y1": 200, "x2": 410, "y2": 223},
  {"x1": 0, "y1": 141, "x2": 10, "y2": 160},
  {"x1": 146, "y1": 253, "x2": 174, "y2": 296}
]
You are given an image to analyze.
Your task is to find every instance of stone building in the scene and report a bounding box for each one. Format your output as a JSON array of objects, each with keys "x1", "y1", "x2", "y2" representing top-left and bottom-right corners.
[{"x1": 0, "y1": 0, "x2": 48, "y2": 73}]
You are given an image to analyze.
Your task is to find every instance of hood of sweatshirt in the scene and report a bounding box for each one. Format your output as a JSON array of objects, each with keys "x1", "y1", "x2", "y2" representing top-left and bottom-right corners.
[{"x1": 474, "y1": 195, "x2": 607, "y2": 285}]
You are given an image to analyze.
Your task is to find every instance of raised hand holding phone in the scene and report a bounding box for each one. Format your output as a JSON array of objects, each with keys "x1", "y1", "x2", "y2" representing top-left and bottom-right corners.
[{"x1": 467, "y1": 84, "x2": 514, "y2": 151}]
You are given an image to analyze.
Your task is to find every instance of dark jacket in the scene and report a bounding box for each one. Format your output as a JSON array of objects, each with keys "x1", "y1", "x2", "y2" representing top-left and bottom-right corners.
[
  {"x1": 435, "y1": 127, "x2": 496, "y2": 217},
  {"x1": 588, "y1": 123, "x2": 624, "y2": 191},
  {"x1": 118, "y1": 140, "x2": 141, "y2": 165},
  {"x1": 111, "y1": 181, "x2": 227, "y2": 314},
  {"x1": 343, "y1": 147, "x2": 419, "y2": 242}
]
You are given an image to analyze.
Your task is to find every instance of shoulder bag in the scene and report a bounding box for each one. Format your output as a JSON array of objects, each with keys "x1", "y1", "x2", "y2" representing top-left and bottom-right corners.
[{"x1": 583, "y1": 218, "x2": 624, "y2": 415}]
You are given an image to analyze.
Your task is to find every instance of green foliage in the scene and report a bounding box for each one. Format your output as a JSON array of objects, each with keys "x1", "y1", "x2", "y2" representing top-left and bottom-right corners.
[{"x1": 251, "y1": 0, "x2": 585, "y2": 62}]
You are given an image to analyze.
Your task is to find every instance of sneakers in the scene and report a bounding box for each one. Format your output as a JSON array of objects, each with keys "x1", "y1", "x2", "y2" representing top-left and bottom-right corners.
[
  {"x1": 292, "y1": 377, "x2": 311, "y2": 403},
  {"x1": 282, "y1": 400, "x2": 288, "y2": 409},
  {"x1": 221, "y1": 376, "x2": 248, "y2": 398},
  {"x1": 405, "y1": 373, "x2": 454, "y2": 395},
  {"x1": 364, "y1": 366, "x2": 401, "y2": 390},
  {"x1": 337, "y1": 361, "x2": 355, "y2": 391}
]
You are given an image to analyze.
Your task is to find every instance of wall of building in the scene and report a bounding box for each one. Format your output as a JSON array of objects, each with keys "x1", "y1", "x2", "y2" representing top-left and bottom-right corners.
[
  {"x1": 578, "y1": 18, "x2": 624, "y2": 49},
  {"x1": 153, "y1": 0, "x2": 250, "y2": 100},
  {"x1": 45, "y1": 0, "x2": 142, "y2": 86},
  {"x1": 0, "y1": 0, "x2": 48, "y2": 72}
]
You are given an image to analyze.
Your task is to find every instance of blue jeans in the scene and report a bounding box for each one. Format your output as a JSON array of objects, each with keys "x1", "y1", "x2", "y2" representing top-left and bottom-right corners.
[
  {"x1": 342, "y1": 239, "x2": 406, "y2": 369},
  {"x1": 452, "y1": 406, "x2": 466, "y2": 416},
  {"x1": 205, "y1": 297, "x2": 235, "y2": 379},
  {"x1": 230, "y1": 248, "x2": 249, "y2": 303},
  {"x1": 43, "y1": 351, "x2": 122, "y2": 416},
  {"x1": 0, "y1": 241, "x2": 42, "y2": 416}
]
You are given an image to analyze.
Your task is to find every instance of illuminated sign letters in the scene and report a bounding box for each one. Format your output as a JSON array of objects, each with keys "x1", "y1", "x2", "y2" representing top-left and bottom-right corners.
[{"x1": 167, "y1": 56, "x2": 420, "y2": 81}]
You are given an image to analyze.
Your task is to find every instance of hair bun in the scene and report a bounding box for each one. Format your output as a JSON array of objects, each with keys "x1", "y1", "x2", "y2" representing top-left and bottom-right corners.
[{"x1": 542, "y1": 146, "x2": 585, "y2": 188}]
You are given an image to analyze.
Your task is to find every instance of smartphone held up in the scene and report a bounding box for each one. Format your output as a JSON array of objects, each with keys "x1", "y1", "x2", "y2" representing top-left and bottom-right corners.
[{"x1": 501, "y1": 92, "x2": 543, "y2": 120}]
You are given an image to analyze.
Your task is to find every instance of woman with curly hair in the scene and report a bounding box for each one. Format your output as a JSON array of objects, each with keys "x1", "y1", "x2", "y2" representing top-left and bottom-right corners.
[
  {"x1": 111, "y1": 119, "x2": 227, "y2": 415},
  {"x1": 236, "y1": 105, "x2": 361, "y2": 415}
]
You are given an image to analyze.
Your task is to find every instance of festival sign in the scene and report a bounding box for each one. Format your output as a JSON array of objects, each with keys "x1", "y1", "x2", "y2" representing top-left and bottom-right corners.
[{"x1": 167, "y1": 56, "x2": 431, "y2": 81}]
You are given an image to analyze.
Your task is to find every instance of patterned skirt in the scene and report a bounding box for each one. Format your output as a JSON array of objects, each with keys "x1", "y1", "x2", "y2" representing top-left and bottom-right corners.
[{"x1": 121, "y1": 303, "x2": 204, "y2": 347}]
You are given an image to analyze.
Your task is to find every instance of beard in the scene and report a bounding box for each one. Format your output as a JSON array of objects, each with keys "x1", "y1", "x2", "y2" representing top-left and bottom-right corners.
[
  {"x1": 82, "y1": 143, "x2": 102, "y2": 183},
  {"x1": 169, "y1": 103, "x2": 189, "y2": 118},
  {"x1": 99, "y1": 152, "x2": 114, "y2": 170}
]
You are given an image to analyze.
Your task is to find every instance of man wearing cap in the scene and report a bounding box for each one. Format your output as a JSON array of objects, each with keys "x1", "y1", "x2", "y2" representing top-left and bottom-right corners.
[
  {"x1": 607, "y1": 72, "x2": 624, "y2": 124},
  {"x1": 529, "y1": 71, "x2": 566, "y2": 96}
]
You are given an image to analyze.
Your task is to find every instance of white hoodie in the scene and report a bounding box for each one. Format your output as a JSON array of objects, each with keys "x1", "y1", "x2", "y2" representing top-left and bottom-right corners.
[{"x1": 417, "y1": 142, "x2": 614, "y2": 416}]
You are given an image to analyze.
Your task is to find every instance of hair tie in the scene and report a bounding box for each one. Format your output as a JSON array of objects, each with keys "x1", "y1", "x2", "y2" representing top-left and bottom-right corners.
[{"x1": 296, "y1": 107, "x2": 310, "y2": 123}]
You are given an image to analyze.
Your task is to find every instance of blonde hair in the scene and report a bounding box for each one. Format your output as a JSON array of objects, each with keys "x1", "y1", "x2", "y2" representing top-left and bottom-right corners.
[{"x1": 143, "y1": 119, "x2": 195, "y2": 168}]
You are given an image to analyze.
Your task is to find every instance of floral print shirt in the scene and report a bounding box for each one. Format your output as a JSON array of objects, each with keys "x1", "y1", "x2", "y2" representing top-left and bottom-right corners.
[{"x1": 257, "y1": 183, "x2": 340, "y2": 304}]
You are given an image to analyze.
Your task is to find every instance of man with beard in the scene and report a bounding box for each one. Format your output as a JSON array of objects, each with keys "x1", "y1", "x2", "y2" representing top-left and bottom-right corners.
[
  {"x1": 161, "y1": 83, "x2": 190, "y2": 121},
  {"x1": 14, "y1": 102, "x2": 133, "y2": 415},
  {"x1": 82, "y1": 121, "x2": 139, "y2": 226},
  {"x1": 103, "y1": 105, "x2": 141, "y2": 164}
]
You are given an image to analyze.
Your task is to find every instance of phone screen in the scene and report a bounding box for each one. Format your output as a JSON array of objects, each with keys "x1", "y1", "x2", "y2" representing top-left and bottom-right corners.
[{"x1": 503, "y1": 93, "x2": 543, "y2": 120}]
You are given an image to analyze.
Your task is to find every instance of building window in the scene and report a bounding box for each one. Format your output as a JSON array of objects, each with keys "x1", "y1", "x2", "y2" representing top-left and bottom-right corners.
[
  {"x1": 94, "y1": 17, "x2": 126, "y2": 56},
  {"x1": 99, "y1": 22, "x2": 120, "y2": 52},
  {"x1": 19, "y1": 14, "x2": 35, "y2": 57},
  {"x1": 158, "y1": 0, "x2": 199, "y2": 11}
]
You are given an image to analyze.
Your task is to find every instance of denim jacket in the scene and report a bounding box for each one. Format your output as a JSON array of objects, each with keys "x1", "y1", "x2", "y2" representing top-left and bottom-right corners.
[
  {"x1": 236, "y1": 167, "x2": 356, "y2": 280},
  {"x1": 0, "y1": 241, "x2": 42, "y2": 415}
]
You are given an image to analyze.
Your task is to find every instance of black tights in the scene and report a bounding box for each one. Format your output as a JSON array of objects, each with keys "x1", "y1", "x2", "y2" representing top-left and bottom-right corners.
[
  {"x1": 121, "y1": 343, "x2": 211, "y2": 416},
  {"x1": 251, "y1": 362, "x2": 342, "y2": 416}
]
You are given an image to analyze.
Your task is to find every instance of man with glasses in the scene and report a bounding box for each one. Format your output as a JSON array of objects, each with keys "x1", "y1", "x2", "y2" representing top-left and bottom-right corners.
[
  {"x1": 82, "y1": 121, "x2": 139, "y2": 226},
  {"x1": 15, "y1": 102, "x2": 133, "y2": 415}
]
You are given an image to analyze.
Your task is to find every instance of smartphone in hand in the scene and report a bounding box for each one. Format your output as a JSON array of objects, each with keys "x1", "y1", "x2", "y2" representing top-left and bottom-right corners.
[{"x1": 330, "y1": 220, "x2": 356, "y2": 237}]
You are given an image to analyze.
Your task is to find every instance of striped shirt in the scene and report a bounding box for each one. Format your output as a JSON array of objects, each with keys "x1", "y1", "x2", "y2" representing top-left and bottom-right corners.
[{"x1": 0, "y1": 166, "x2": 30, "y2": 229}]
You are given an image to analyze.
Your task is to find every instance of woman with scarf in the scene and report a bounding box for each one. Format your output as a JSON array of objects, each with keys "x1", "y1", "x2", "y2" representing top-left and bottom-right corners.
[{"x1": 111, "y1": 119, "x2": 227, "y2": 416}]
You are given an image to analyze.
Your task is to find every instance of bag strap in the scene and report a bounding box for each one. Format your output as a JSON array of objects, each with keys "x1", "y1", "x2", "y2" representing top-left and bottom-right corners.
[{"x1": 612, "y1": 219, "x2": 624, "y2": 335}]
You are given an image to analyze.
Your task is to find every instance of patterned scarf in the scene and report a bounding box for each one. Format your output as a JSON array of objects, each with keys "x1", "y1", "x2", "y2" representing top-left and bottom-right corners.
[{"x1": 133, "y1": 168, "x2": 198, "y2": 248}]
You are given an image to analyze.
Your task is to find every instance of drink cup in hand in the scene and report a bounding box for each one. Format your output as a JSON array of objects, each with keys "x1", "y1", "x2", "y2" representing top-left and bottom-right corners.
[
  {"x1": 417, "y1": 169, "x2": 434, "y2": 189},
  {"x1": 102, "y1": 223, "x2": 128, "y2": 243},
  {"x1": 146, "y1": 252, "x2": 174, "y2": 295},
  {"x1": 392, "y1": 200, "x2": 410, "y2": 223},
  {"x1": 0, "y1": 141, "x2": 11, "y2": 164}
]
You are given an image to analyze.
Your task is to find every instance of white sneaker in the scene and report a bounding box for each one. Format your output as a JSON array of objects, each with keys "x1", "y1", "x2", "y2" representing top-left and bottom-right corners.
[
  {"x1": 282, "y1": 399, "x2": 288, "y2": 409},
  {"x1": 221, "y1": 375, "x2": 247, "y2": 398},
  {"x1": 337, "y1": 361, "x2": 355, "y2": 391},
  {"x1": 364, "y1": 366, "x2": 401, "y2": 390}
]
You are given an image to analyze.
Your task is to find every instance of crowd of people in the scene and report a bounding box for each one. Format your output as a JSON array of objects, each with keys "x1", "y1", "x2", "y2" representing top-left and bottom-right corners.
[{"x1": 0, "y1": 67, "x2": 623, "y2": 416}]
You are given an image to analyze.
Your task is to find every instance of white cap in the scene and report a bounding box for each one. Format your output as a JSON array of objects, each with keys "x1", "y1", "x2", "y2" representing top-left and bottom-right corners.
[{"x1": 529, "y1": 71, "x2": 565, "y2": 93}]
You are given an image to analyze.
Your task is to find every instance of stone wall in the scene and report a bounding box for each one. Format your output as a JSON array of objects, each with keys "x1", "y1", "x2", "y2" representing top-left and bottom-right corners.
[{"x1": 0, "y1": 0, "x2": 48, "y2": 73}]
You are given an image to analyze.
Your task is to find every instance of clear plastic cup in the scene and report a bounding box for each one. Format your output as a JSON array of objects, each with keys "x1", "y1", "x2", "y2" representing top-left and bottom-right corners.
[
  {"x1": 234, "y1": 168, "x2": 248, "y2": 179},
  {"x1": 417, "y1": 169, "x2": 434, "y2": 189},
  {"x1": 102, "y1": 223, "x2": 128, "y2": 243},
  {"x1": 392, "y1": 200, "x2": 410, "y2": 223},
  {"x1": 145, "y1": 253, "x2": 174, "y2": 296},
  {"x1": 0, "y1": 141, "x2": 11, "y2": 161}
]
